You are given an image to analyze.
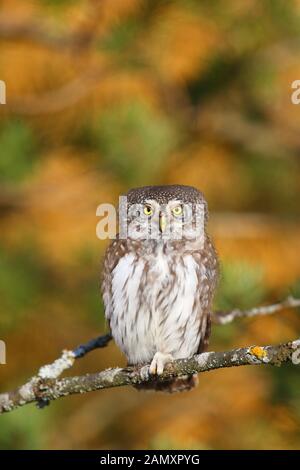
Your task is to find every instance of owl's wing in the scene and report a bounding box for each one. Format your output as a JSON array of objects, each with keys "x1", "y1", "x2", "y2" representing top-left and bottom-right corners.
[
  {"x1": 195, "y1": 236, "x2": 219, "y2": 354},
  {"x1": 101, "y1": 238, "x2": 128, "y2": 326},
  {"x1": 197, "y1": 314, "x2": 211, "y2": 353}
]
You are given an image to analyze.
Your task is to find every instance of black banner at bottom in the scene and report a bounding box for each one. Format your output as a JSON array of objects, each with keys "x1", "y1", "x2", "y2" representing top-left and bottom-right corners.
[{"x1": 0, "y1": 450, "x2": 299, "y2": 466}]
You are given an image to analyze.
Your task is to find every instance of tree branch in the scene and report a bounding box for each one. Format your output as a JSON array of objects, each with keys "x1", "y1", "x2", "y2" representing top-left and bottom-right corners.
[
  {"x1": 0, "y1": 297, "x2": 299, "y2": 415},
  {"x1": 73, "y1": 333, "x2": 112, "y2": 359},
  {"x1": 0, "y1": 340, "x2": 299, "y2": 415},
  {"x1": 211, "y1": 296, "x2": 300, "y2": 325}
]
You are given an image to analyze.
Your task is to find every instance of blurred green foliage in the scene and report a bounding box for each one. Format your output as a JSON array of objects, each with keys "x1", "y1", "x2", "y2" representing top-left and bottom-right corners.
[
  {"x1": 0, "y1": 406, "x2": 48, "y2": 450},
  {"x1": 215, "y1": 261, "x2": 266, "y2": 311},
  {"x1": 0, "y1": 121, "x2": 38, "y2": 183},
  {"x1": 95, "y1": 101, "x2": 177, "y2": 185},
  {"x1": 0, "y1": 247, "x2": 44, "y2": 331}
]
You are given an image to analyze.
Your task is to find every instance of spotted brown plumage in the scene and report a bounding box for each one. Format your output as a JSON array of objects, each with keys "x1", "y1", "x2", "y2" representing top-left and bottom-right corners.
[{"x1": 101, "y1": 185, "x2": 218, "y2": 392}]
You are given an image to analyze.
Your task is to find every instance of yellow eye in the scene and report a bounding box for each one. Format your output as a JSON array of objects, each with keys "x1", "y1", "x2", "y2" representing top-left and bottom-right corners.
[
  {"x1": 143, "y1": 205, "x2": 153, "y2": 216},
  {"x1": 172, "y1": 205, "x2": 183, "y2": 216}
]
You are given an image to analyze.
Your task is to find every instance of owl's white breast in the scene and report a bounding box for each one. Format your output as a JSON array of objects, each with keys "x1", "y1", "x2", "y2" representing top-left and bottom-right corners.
[{"x1": 109, "y1": 248, "x2": 202, "y2": 365}]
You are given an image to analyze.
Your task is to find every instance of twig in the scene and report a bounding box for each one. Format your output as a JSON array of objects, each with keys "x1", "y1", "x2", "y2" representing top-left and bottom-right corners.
[
  {"x1": 212, "y1": 296, "x2": 300, "y2": 325},
  {"x1": 36, "y1": 333, "x2": 112, "y2": 409},
  {"x1": 73, "y1": 334, "x2": 112, "y2": 359}
]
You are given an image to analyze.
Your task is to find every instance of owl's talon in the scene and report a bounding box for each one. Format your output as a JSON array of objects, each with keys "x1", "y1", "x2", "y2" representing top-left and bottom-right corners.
[{"x1": 149, "y1": 352, "x2": 173, "y2": 376}]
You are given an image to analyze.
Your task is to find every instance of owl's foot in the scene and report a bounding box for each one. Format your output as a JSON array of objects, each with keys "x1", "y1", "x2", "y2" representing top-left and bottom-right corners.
[{"x1": 149, "y1": 352, "x2": 173, "y2": 376}]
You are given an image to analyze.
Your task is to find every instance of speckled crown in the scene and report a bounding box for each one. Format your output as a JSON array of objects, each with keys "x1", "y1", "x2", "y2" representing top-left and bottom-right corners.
[{"x1": 125, "y1": 185, "x2": 206, "y2": 205}]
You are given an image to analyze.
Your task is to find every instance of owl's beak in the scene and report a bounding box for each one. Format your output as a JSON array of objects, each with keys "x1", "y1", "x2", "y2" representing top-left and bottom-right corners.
[{"x1": 159, "y1": 213, "x2": 167, "y2": 233}]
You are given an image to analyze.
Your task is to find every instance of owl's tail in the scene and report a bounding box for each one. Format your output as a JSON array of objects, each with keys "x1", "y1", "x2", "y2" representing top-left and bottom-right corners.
[{"x1": 134, "y1": 374, "x2": 198, "y2": 393}]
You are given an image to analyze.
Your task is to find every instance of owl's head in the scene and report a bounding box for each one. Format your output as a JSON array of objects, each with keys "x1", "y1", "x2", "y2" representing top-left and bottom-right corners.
[{"x1": 120, "y1": 185, "x2": 208, "y2": 242}]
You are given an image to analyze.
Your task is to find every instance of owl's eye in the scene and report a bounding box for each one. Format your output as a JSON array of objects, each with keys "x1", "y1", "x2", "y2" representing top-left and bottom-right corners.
[
  {"x1": 143, "y1": 205, "x2": 153, "y2": 216},
  {"x1": 172, "y1": 205, "x2": 183, "y2": 217}
]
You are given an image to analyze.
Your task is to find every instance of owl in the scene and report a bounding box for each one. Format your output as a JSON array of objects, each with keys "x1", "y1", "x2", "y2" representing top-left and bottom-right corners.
[{"x1": 101, "y1": 185, "x2": 218, "y2": 392}]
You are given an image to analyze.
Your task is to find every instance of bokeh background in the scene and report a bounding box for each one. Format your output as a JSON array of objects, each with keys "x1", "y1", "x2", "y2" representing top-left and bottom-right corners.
[{"x1": 1, "y1": 0, "x2": 300, "y2": 450}]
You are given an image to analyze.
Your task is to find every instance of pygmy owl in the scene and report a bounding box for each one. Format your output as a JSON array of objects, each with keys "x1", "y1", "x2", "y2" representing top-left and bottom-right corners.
[{"x1": 102, "y1": 185, "x2": 218, "y2": 392}]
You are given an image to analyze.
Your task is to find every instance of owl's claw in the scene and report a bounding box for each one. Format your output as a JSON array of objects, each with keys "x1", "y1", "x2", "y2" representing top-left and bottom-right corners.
[{"x1": 149, "y1": 352, "x2": 173, "y2": 376}]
